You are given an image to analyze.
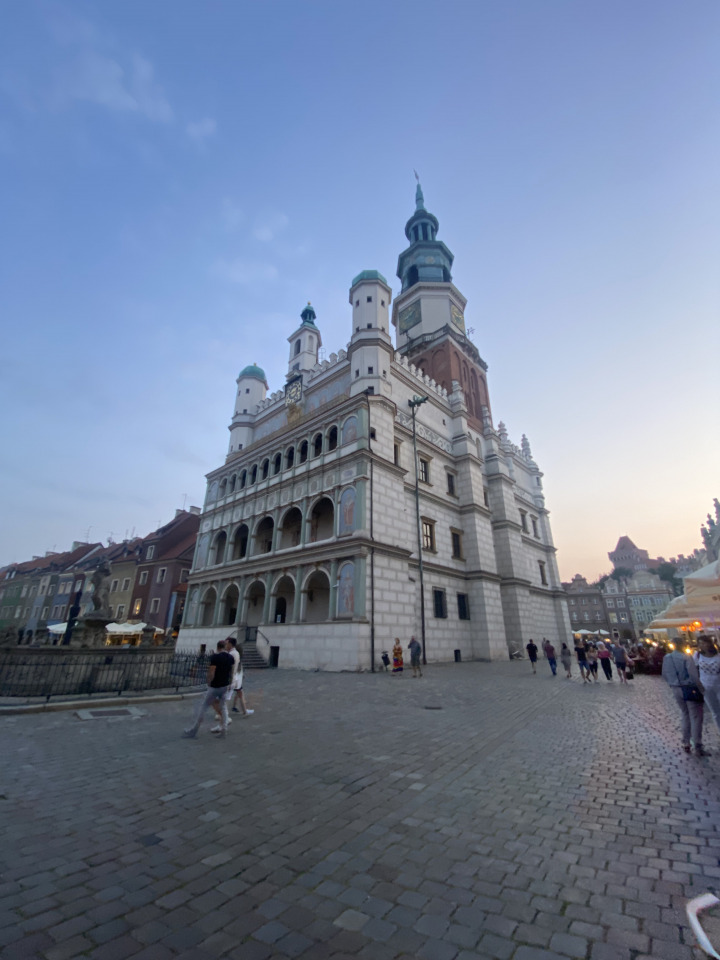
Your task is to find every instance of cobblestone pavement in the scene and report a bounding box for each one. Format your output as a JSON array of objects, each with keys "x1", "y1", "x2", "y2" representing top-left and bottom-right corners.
[{"x1": 2, "y1": 661, "x2": 720, "y2": 960}]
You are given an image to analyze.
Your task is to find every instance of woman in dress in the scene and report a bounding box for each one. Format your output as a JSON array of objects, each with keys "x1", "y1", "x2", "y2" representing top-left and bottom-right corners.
[
  {"x1": 392, "y1": 637, "x2": 404, "y2": 674},
  {"x1": 695, "y1": 634, "x2": 720, "y2": 734},
  {"x1": 596, "y1": 641, "x2": 613, "y2": 681},
  {"x1": 560, "y1": 643, "x2": 573, "y2": 678}
]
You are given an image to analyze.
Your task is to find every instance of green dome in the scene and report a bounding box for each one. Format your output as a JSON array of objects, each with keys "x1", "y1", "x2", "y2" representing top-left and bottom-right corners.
[
  {"x1": 238, "y1": 363, "x2": 266, "y2": 381},
  {"x1": 351, "y1": 269, "x2": 388, "y2": 287}
]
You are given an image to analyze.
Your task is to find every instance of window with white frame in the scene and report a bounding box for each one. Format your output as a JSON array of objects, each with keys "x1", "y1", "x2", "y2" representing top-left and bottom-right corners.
[
  {"x1": 157, "y1": 568, "x2": 167, "y2": 584},
  {"x1": 146, "y1": 546, "x2": 155, "y2": 560},
  {"x1": 150, "y1": 598, "x2": 160, "y2": 613},
  {"x1": 110, "y1": 580, "x2": 119, "y2": 593},
  {"x1": 133, "y1": 599, "x2": 142, "y2": 615},
  {"x1": 419, "y1": 459, "x2": 430, "y2": 483},
  {"x1": 122, "y1": 578, "x2": 130, "y2": 591},
  {"x1": 139, "y1": 571, "x2": 148, "y2": 586}
]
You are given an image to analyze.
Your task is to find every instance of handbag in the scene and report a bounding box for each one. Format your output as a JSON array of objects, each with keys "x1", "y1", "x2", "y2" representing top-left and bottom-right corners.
[{"x1": 673, "y1": 659, "x2": 703, "y2": 703}]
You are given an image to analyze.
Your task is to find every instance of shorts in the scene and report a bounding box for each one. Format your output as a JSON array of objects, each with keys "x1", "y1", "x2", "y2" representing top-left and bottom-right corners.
[
  {"x1": 577, "y1": 659, "x2": 588, "y2": 668},
  {"x1": 411, "y1": 654, "x2": 421, "y2": 667}
]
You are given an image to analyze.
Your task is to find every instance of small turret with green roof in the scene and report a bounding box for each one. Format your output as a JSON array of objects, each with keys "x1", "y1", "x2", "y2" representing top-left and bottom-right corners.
[{"x1": 238, "y1": 362, "x2": 268, "y2": 384}]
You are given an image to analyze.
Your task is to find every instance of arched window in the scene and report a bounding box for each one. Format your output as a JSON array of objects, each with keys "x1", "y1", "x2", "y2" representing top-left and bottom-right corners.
[
  {"x1": 244, "y1": 581, "x2": 265, "y2": 627},
  {"x1": 231, "y1": 524, "x2": 248, "y2": 560},
  {"x1": 303, "y1": 570, "x2": 330, "y2": 623},
  {"x1": 312, "y1": 433, "x2": 323, "y2": 457},
  {"x1": 261, "y1": 459, "x2": 269, "y2": 480},
  {"x1": 273, "y1": 453, "x2": 282, "y2": 475},
  {"x1": 273, "y1": 575, "x2": 295, "y2": 624},
  {"x1": 327, "y1": 426, "x2": 338, "y2": 451},
  {"x1": 278, "y1": 507, "x2": 303, "y2": 550},
  {"x1": 294, "y1": 339, "x2": 301, "y2": 356},
  {"x1": 299, "y1": 441, "x2": 308, "y2": 463},
  {"x1": 222, "y1": 585, "x2": 239, "y2": 626},
  {"x1": 407, "y1": 265, "x2": 419, "y2": 287},
  {"x1": 212, "y1": 531, "x2": 227, "y2": 565},
  {"x1": 240, "y1": 470, "x2": 247, "y2": 489},
  {"x1": 228, "y1": 475, "x2": 236, "y2": 493},
  {"x1": 310, "y1": 497, "x2": 334, "y2": 542},
  {"x1": 250, "y1": 465, "x2": 257, "y2": 484},
  {"x1": 286, "y1": 446, "x2": 295, "y2": 469},
  {"x1": 252, "y1": 517, "x2": 275, "y2": 556},
  {"x1": 200, "y1": 588, "x2": 217, "y2": 627},
  {"x1": 219, "y1": 478, "x2": 227, "y2": 498}
]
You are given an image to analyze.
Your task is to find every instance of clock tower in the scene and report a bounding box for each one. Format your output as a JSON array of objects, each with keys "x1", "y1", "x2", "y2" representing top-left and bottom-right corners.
[
  {"x1": 391, "y1": 182, "x2": 492, "y2": 427},
  {"x1": 286, "y1": 302, "x2": 322, "y2": 379}
]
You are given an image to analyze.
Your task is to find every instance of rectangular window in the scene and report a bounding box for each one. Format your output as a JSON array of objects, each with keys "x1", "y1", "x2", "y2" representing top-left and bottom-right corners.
[
  {"x1": 116, "y1": 604, "x2": 125, "y2": 619},
  {"x1": 180, "y1": 569, "x2": 190, "y2": 583},
  {"x1": 421, "y1": 520, "x2": 436, "y2": 552},
  {"x1": 581, "y1": 598, "x2": 588, "y2": 605},
  {"x1": 519, "y1": 510, "x2": 528, "y2": 533},
  {"x1": 157, "y1": 568, "x2": 167, "y2": 584},
  {"x1": 609, "y1": 612, "x2": 618, "y2": 623},
  {"x1": 122, "y1": 578, "x2": 130, "y2": 591},
  {"x1": 571, "y1": 611, "x2": 579, "y2": 620},
  {"x1": 150, "y1": 598, "x2": 160, "y2": 613},
  {"x1": 419, "y1": 458, "x2": 430, "y2": 483},
  {"x1": 146, "y1": 546, "x2": 155, "y2": 560},
  {"x1": 617, "y1": 599, "x2": 625, "y2": 608},
  {"x1": 483, "y1": 487, "x2": 489, "y2": 507},
  {"x1": 110, "y1": 579, "x2": 119, "y2": 593},
  {"x1": 433, "y1": 588, "x2": 447, "y2": 619},
  {"x1": 133, "y1": 599, "x2": 142, "y2": 616},
  {"x1": 619, "y1": 613, "x2": 628, "y2": 622},
  {"x1": 583, "y1": 611, "x2": 590, "y2": 621},
  {"x1": 569, "y1": 598, "x2": 576, "y2": 605},
  {"x1": 74, "y1": 581, "x2": 82, "y2": 592},
  {"x1": 367, "y1": 366, "x2": 373, "y2": 374},
  {"x1": 139, "y1": 571, "x2": 148, "y2": 586},
  {"x1": 393, "y1": 443, "x2": 399, "y2": 467},
  {"x1": 451, "y1": 529, "x2": 463, "y2": 560},
  {"x1": 446, "y1": 473, "x2": 456, "y2": 496},
  {"x1": 457, "y1": 593, "x2": 470, "y2": 620},
  {"x1": 594, "y1": 611, "x2": 601, "y2": 620},
  {"x1": 108, "y1": 606, "x2": 113, "y2": 617},
  {"x1": 538, "y1": 561, "x2": 548, "y2": 586},
  {"x1": 606, "y1": 599, "x2": 614, "y2": 608},
  {"x1": 531, "y1": 517, "x2": 539, "y2": 538}
]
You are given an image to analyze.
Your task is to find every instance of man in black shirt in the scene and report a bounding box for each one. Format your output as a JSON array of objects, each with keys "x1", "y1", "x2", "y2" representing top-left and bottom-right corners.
[
  {"x1": 183, "y1": 640, "x2": 235, "y2": 739},
  {"x1": 526, "y1": 639, "x2": 539, "y2": 674}
]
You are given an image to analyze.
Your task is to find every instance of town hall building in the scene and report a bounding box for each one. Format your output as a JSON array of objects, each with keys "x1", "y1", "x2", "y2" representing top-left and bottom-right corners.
[{"x1": 177, "y1": 184, "x2": 570, "y2": 669}]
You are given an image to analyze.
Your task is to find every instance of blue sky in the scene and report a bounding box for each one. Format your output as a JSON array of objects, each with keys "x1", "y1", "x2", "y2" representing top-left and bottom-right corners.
[{"x1": 1, "y1": 0, "x2": 718, "y2": 580}]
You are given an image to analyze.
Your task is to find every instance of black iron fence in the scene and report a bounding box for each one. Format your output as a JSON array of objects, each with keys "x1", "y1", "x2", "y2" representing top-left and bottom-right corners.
[{"x1": 0, "y1": 650, "x2": 211, "y2": 701}]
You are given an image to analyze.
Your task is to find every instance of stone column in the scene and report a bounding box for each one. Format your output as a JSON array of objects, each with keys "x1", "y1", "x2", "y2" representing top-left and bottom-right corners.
[{"x1": 292, "y1": 566, "x2": 304, "y2": 622}]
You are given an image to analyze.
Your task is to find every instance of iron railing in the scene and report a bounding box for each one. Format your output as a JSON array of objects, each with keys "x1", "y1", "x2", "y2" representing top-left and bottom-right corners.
[{"x1": 0, "y1": 651, "x2": 211, "y2": 701}]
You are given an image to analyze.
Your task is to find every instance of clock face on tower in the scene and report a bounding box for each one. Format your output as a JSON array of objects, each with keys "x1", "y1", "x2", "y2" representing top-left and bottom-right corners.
[
  {"x1": 451, "y1": 304, "x2": 466, "y2": 333},
  {"x1": 285, "y1": 376, "x2": 303, "y2": 405},
  {"x1": 398, "y1": 301, "x2": 421, "y2": 334}
]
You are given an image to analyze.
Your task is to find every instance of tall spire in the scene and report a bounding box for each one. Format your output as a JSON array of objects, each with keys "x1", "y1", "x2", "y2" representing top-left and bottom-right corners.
[{"x1": 414, "y1": 170, "x2": 425, "y2": 210}]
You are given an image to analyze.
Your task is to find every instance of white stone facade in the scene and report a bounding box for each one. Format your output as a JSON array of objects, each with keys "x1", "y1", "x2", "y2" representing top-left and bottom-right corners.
[{"x1": 178, "y1": 199, "x2": 570, "y2": 669}]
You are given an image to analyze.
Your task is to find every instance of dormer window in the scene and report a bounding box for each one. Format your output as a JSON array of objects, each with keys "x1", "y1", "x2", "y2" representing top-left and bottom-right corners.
[{"x1": 294, "y1": 340, "x2": 301, "y2": 356}]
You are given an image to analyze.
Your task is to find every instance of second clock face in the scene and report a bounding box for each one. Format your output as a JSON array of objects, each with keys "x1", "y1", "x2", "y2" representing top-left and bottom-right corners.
[
  {"x1": 451, "y1": 304, "x2": 466, "y2": 332},
  {"x1": 399, "y1": 301, "x2": 421, "y2": 334},
  {"x1": 285, "y1": 377, "x2": 302, "y2": 404}
]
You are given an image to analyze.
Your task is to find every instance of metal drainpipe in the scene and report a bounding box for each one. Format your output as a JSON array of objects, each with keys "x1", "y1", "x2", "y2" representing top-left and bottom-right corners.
[{"x1": 365, "y1": 390, "x2": 375, "y2": 673}]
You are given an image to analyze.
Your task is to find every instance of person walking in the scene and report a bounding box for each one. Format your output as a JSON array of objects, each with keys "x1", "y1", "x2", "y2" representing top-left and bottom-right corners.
[
  {"x1": 586, "y1": 643, "x2": 599, "y2": 682},
  {"x1": 408, "y1": 636, "x2": 422, "y2": 677},
  {"x1": 212, "y1": 637, "x2": 253, "y2": 730},
  {"x1": 613, "y1": 643, "x2": 632, "y2": 684},
  {"x1": 526, "y1": 639, "x2": 539, "y2": 674},
  {"x1": 662, "y1": 646, "x2": 707, "y2": 756},
  {"x1": 545, "y1": 640, "x2": 557, "y2": 676},
  {"x1": 560, "y1": 643, "x2": 572, "y2": 678},
  {"x1": 574, "y1": 639, "x2": 590, "y2": 683},
  {"x1": 183, "y1": 639, "x2": 234, "y2": 739},
  {"x1": 596, "y1": 641, "x2": 613, "y2": 681},
  {"x1": 695, "y1": 634, "x2": 720, "y2": 736}
]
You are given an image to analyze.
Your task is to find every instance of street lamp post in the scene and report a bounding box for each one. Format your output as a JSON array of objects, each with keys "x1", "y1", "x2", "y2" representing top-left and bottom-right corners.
[{"x1": 409, "y1": 395, "x2": 429, "y2": 665}]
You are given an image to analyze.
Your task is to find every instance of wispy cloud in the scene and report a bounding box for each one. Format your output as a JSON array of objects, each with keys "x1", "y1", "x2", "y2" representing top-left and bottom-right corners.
[
  {"x1": 55, "y1": 51, "x2": 173, "y2": 121},
  {"x1": 253, "y1": 212, "x2": 289, "y2": 243},
  {"x1": 211, "y1": 258, "x2": 279, "y2": 284},
  {"x1": 186, "y1": 117, "x2": 216, "y2": 141}
]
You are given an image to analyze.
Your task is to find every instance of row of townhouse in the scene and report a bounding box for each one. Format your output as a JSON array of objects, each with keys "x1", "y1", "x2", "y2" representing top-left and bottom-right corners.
[
  {"x1": 0, "y1": 508, "x2": 200, "y2": 645},
  {"x1": 562, "y1": 571, "x2": 673, "y2": 641}
]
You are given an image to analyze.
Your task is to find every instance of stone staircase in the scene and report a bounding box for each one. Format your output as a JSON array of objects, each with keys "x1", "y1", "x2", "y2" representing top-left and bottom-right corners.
[{"x1": 240, "y1": 640, "x2": 270, "y2": 670}]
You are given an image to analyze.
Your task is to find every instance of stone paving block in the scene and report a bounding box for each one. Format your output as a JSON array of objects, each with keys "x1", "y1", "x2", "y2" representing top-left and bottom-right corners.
[{"x1": 417, "y1": 937, "x2": 460, "y2": 960}]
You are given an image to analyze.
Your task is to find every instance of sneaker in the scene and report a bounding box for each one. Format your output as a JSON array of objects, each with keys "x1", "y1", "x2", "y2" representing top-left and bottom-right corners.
[
  {"x1": 232, "y1": 707, "x2": 240, "y2": 713},
  {"x1": 682, "y1": 743, "x2": 691, "y2": 754},
  {"x1": 244, "y1": 709, "x2": 254, "y2": 716},
  {"x1": 226, "y1": 717, "x2": 232, "y2": 725},
  {"x1": 182, "y1": 730, "x2": 197, "y2": 738},
  {"x1": 694, "y1": 746, "x2": 711, "y2": 757},
  {"x1": 210, "y1": 724, "x2": 222, "y2": 733}
]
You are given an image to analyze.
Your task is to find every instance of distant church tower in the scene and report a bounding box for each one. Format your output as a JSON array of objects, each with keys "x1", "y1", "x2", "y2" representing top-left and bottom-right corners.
[
  {"x1": 392, "y1": 181, "x2": 491, "y2": 427},
  {"x1": 287, "y1": 303, "x2": 321, "y2": 378}
]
